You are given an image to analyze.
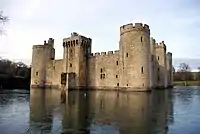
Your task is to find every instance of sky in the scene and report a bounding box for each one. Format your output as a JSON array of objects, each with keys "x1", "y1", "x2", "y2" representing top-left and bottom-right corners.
[{"x1": 0, "y1": 0, "x2": 200, "y2": 67}]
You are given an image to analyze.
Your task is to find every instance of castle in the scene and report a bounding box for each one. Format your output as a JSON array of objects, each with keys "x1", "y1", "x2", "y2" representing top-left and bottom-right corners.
[{"x1": 30, "y1": 22, "x2": 173, "y2": 91}]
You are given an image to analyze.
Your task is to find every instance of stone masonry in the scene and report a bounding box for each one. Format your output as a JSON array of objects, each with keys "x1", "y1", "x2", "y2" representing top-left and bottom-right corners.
[{"x1": 30, "y1": 22, "x2": 173, "y2": 91}]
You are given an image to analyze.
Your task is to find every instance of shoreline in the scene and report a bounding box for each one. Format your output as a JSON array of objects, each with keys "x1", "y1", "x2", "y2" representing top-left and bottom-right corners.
[{"x1": 173, "y1": 81, "x2": 200, "y2": 86}]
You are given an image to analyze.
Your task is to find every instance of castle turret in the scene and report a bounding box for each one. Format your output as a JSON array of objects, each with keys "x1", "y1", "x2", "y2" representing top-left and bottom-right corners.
[
  {"x1": 63, "y1": 32, "x2": 92, "y2": 89},
  {"x1": 119, "y1": 23, "x2": 151, "y2": 91},
  {"x1": 155, "y1": 41, "x2": 167, "y2": 88},
  {"x1": 166, "y1": 52, "x2": 173, "y2": 87},
  {"x1": 30, "y1": 38, "x2": 55, "y2": 88},
  {"x1": 150, "y1": 37, "x2": 157, "y2": 88}
]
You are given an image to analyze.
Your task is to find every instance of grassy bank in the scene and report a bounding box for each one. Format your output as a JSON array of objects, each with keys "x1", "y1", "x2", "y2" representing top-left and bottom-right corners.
[{"x1": 173, "y1": 81, "x2": 200, "y2": 86}]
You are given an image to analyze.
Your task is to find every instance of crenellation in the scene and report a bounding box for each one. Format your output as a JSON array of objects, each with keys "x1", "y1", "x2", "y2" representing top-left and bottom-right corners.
[
  {"x1": 31, "y1": 21, "x2": 173, "y2": 91},
  {"x1": 120, "y1": 23, "x2": 150, "y2": 35},
  {"x1": 95, "y1": 52, "x2": 100, "y2": 56},
  {"x1": 107, "y1": 51, "x2": 113, "y2": 55},
  {"x1": 101, "y1": 52, "x2": 106, "y2": 56}
]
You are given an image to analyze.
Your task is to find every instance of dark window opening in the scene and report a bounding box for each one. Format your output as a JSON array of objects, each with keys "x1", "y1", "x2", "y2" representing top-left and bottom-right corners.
[
  {"x1": 100, "y1": 68, "x2": 103, "y2": 73},
  {"x1": 100, "y1": 74, "x2": 103, "y2": 79},
  {"x1": 127, "y1": 84, "x2": 129, "y2": 86},
  {"x1": 70, "y1": 63, "x2": 72, "y2": 67},
  {"x1": 126, "y1": 53, "x2": 128, "y2": 57},
  {"x1": 53, "y1": 66, "x2": 55, "y2": 69},
  {"x1": 141, "y1": 67, "x2": 144, "y2": 74},
  {"x1": 117, "y1": 83, "x2": 119, "y2": 86},
  {"x1": 36, "y1": 72, "x2": 38, "y2": 75},
  {"x1": 103, "y1": 74, "x2": 105, "y2": 79},
  {"x1": 73, "y1": 40, "x2": 75, "y2": 45},
  {"x1": 76, "y1": 40, "x2": 78, "y2": 44},
  {"x1": 158, "y1": 68, "x2": 160, "y2": 72},
  {"x1": 116, "y1": 75, "x2": 118, "y2": 78},
  {"x1": 116, "y1": 61, "x2": 118, "y2": 65},
  {"x1": 141, "y1": 36, "x2": 143, "y2": 42},
  {"x1": 158, "y1": 56, "x2": 159, "y2": 60}
]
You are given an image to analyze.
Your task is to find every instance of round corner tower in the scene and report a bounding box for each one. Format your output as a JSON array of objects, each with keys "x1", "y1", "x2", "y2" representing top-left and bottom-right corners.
[
  {"x1": 31, "y1": 39, "x2": 55, "y2": 87},
  {"x1": 119, "y1": 23, "x2": 151, "y2": 90}
]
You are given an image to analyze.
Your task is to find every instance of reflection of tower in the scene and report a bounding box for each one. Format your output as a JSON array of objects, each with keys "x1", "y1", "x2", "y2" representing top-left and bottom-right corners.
[
  {"x1": 29, "y1": 89, "x2": 54, "y2": 133},
  {"x1": 61, "y1": 91, "x2": 91, "y2": 133}
]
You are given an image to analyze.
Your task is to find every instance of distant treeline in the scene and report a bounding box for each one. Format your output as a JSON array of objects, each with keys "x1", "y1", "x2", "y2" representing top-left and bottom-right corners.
[
  {"x1": 173, "y1": 62, "x2": 200, "y2": 81},
  {"x1": 0, "y1": 57, "x2": 31, "y2": 89}
]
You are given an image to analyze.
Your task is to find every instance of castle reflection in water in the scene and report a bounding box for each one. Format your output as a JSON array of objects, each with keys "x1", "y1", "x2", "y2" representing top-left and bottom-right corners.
[{"x1": 29, "y1": 89, "x2": 174, "y2": 134}]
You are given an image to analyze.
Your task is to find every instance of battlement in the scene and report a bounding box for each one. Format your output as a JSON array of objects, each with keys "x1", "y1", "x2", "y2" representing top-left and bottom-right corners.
[
  {"x1": 32, "y1": 45, "x2": 45, "y2": 49},
  {"x1": 167, "y1": 52, "x2": 172, "y2": 57},
  {"x1": 155, "y1": 41, "x2": 166, "y2": 52},
  {"x1": 150, "y1": 37, "x2": 156, "y2": 45},
  {"x1": 90, "y1": 50, "x2": 119, "y2": 57},
  {"x1": 120, "y1": 23, "x2": 150, "y2": 35}
]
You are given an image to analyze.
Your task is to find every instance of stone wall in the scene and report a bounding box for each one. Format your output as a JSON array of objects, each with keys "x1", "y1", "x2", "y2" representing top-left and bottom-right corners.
[{"x1": 88, "y1": 51, "x2": 119, "y2": 89}]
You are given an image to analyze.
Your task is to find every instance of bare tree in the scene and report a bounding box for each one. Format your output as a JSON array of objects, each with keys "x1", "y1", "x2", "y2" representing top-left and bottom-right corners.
[
  {"x1": 178, "y1": 63, "x2": 190, "y2": 85},
  {"x1": 0, "y1": 10, "x2": 9, "y2": 35}
]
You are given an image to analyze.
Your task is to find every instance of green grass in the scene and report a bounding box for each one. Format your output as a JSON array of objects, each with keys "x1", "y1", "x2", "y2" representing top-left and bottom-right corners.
[{"x1": 173, "y1": 81, "x2": 200, "y2": 85}]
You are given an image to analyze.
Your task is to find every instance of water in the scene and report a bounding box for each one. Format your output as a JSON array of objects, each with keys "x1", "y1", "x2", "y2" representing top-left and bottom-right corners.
[{"x1": 0, "y1": 87, "x2": 200, "y2": 134}]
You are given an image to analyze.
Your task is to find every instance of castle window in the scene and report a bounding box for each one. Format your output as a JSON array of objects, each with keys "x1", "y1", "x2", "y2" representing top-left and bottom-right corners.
[
  {"x1": 68, "y1": 41, "x2": 70, "y2": 46},
  {"x1": 126, "y1": 53, "x2": 128, "y2": 57},
  {"x1": 117, "y1": 83, "x2": 119, "y2": 86},
  {"x1": 73, "y1": 40, "x2": 75, "y2": 45},
  {"x1": 116, "y1": 75, "x2": 118, "y2": 78},
  {"x1": 116, "y1": 61, "x2": 118, "y2": 65},
  {"x1": 103, "y1": 74, "x2": 105, "y2": 79},
  {"x1": 76, "y1": 40, "x2": 78, "y2": 44},
  {"x1": 100, "y1": 68, "x2": 103, "y2": 73},
  {"x1": 141, "y1": 67, "x2": 144, "y2": 74},
  {"x1": 127, "y1": 84, "x2": 129, "y2": 86},
  {"x1": 63, "y1": 42, "x2": 65, "y2": 46},
  {"x1": 141, "y1": 36, "x2": 143, "y2": 42},
  {"x1": 100, "y1": 74, "x2": 103, "y2": 79},
  {"x1": 70, "y1": 63, "x2": 72, "y2": 67},
  {"x1": 36, "y1": 72, "x2": 38, "y2": 75},
  {"x1": 158, "y1": 56, "x2": 159, "y2": 60},
  {"x1": 158, "y1": 67, "x2": 160, "y2": 72}
]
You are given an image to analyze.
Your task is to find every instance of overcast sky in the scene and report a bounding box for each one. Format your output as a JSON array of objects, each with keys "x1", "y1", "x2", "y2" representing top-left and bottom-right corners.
[{"x1": 0, "y1": 0, "x2": 200, "y2": 65}]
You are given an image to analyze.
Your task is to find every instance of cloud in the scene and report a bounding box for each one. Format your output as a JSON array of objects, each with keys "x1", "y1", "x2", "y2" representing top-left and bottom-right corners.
[{"x1": 0, "y1": 0, "x2": 200, "y2": 65}]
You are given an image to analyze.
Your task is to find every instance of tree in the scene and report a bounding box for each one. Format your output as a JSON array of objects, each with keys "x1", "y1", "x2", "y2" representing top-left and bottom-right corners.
[
  {"x1": 0, "y1": 10, "x2": 9, "y2": 35},
  {"x1": 197, "y1": 67, "x2": 200, "y2": 83},
  {"x1": 178, "y1": 63, "x2": 191, "y2": 85}
]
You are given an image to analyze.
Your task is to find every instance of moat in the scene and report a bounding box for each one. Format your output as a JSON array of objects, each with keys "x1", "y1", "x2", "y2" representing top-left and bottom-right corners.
[{"x1": 0, "y1": 87, "x2": 200, "y2": 134}]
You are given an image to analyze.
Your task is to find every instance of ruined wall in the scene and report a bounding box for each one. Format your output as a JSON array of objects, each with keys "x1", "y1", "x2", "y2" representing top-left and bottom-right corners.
[
  {"x1": 88, "y1": 51, "x2": 119, "y2": 89},
  {"x1": 119, "y1": 23, "x2": 151, "y2": 90}
]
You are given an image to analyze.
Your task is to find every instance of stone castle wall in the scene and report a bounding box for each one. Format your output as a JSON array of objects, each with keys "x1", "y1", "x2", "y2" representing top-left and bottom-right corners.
[
  {"x1": 88, "y1": 51, "x2": 120, "y2": 89},
  {"x1": 30, "y1": 22, "x2": 173, "y2": 91}
]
